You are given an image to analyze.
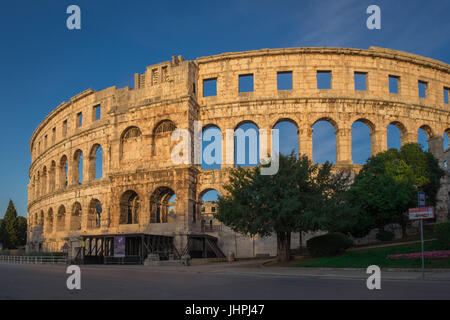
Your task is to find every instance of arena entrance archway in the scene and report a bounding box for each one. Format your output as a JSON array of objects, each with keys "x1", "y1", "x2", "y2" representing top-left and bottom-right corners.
[
  {"x1": 150, "y1": 187, "x2": 176, "y2": 223},
  {"x1": 119, "y1": 190, "x2": 140, "y2": 225}
]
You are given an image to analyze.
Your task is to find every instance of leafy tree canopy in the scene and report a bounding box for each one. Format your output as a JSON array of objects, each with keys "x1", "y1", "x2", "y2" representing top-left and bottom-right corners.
[
  {"x1": 345, "y1": 143, "x2": 444, "y2": 238},
  {"x1": 1, "y1": 200, "x2": 26, "y2": 249},
  {"x1": 216, "y1": 154, "x2": 351, "y2": 261}
]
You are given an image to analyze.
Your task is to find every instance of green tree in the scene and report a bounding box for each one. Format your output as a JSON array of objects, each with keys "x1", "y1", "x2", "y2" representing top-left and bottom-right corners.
[
  {"x1": 347, "y1": 143, "x2": 444, "y2": 238},
  {"x1": 216, "y1": 154, "x2": 350, "y2": 262},
  {"x1": 2, "y1": 200, "x2": 20, "y2": 249},
  {"x1": 0, "y1": 218, "x2": 4, "y2": 248},
  {"x1": 16, "y1": 216, "x2": 27, "y2": 246}
]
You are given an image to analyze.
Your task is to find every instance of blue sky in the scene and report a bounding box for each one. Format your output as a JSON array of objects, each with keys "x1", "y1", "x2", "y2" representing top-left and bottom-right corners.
[{"x1": 0, "y1": 0, "x2": 449, "y2": 215}]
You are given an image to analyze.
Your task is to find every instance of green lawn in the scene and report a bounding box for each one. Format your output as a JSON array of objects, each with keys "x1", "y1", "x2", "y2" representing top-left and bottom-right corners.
[{"x1": 294, "y1": 240, "x2": 450, "y2": 269}]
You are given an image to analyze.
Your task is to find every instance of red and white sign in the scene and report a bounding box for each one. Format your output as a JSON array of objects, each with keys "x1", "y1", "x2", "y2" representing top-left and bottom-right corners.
[{"x1": 408, "y1": 207, "x2": 434, "y2": 220}]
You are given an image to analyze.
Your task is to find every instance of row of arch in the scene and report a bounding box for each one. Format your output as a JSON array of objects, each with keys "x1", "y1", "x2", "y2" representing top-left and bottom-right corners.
[
  {"x1": 30, "y1": 187, "x2": 179, "y2": 233},
  {"x1": 201, "y1": 118, "x2": 449, "y2": 167},
  {"x1": 29, "y1": 187, "x2": 223, "y2": 236},
  {"x1": 31, "y1": 120, "x2": 178, "y2": 201},
  {"x1": 30, "y1": 117, "x2": 449, "y2": 203},
  {"x1": 31, "y1": 199, "x2": 103, "y2": 234},
  {"x1": 31, "y1": 144, "x2": 103, "y2": 201}
]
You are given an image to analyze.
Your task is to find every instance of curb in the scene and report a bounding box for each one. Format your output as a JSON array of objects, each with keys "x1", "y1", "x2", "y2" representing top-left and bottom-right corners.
[{"x1": 260, "y1": 259, "x2": 450, "y2": 273}]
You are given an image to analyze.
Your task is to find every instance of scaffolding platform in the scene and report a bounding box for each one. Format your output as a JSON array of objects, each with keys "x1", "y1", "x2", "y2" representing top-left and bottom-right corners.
[{"x1": 76, "y1": 233, "x2": 225, "y2": 265}]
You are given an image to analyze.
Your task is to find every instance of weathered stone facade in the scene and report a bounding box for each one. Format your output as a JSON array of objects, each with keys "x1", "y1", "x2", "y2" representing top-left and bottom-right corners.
[{"x1": 27, "y1": 47, "x2": 450, "y2": 257}]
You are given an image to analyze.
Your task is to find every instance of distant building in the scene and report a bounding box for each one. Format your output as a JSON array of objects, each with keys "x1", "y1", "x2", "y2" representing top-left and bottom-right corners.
[{"x1": 201, "y1": 201, "x2": 220, "y2": 232}]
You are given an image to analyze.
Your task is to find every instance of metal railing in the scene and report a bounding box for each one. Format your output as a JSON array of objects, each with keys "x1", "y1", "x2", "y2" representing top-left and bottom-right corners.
[
  {"x1": 0, "y1": 255, "x2": 68, "y2": 265},
  {"x1": 201, "y1": 224, "x2": 222, "y2": 233}
]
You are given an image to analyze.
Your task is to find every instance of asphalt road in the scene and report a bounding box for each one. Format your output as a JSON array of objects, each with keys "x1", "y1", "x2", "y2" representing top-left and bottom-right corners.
[{"x1": 0, "y1": 262, "x2": 449, "y2": 300}]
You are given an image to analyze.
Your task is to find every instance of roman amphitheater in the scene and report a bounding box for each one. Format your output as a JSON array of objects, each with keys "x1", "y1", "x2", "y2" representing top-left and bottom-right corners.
[{"x1": 27, "y1": 47, "x2": 450, "y2": 263}]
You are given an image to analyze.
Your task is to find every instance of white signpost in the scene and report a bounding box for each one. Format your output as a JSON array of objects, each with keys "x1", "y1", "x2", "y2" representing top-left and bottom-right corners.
[{"x1": 408, "y1": 200, "x2": 434, "y2": 280}]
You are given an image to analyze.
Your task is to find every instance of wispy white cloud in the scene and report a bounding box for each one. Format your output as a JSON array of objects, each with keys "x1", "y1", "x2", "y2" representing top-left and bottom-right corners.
[
  {"x1": 294, "y1": 0, "x2": 367, "y2": 47},
  {"x1": 289, "y1": 0, "x2": 450, "y2": 61}
]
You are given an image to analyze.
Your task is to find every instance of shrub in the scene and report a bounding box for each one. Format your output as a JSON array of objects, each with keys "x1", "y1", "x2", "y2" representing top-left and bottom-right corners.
[
  {"x1": 435, "y1": 222, "x2": 450, "y2": 250},
  {"x1": 306, "y1": 232, "x2": 353, "y2": 257},
  {"x1": 376, "y1": 230, "x2": 395, "y2": 242}
]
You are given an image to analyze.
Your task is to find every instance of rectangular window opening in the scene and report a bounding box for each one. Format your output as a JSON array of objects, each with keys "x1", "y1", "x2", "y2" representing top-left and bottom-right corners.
[
  {"x1": 354, "y1": 72, "x2": 367, "y2": 91},
  {"x1": 444, "y1": 87, "x2": 449, "y2": 104},
  {"x1": 203, "y1": 78, "x2": 217, "y2": 97},
  {"x1": 77, "y1": 112, "x2": 83, "y2": 127},
  {"x1": 239, "y1": 74, "x2": 254, "y2": 93},
  {"x1": 418, "y1": 81, "x2": 427, "y2": 98},
  {"x1": 389, "y1": 75, "x2": 400, "y2": 94},
  {"x1": 277, "y1": 71, "x2": 293, "y2": 90},
  {"x1": 63, "y1": 120, "x2": 68, "y2": 137},
  {"x1": 317, "y1": 71, "x2": 331, "y2": 89},
  {"x1": 93, "y1": 105, "x2": 101, "y2": 121},
  {"x1": 52, "y1": 127, "x2": 56, "y2": 144}
]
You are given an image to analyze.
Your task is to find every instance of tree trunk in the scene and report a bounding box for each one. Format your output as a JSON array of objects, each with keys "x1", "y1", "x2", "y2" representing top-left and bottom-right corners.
[
  {"x1": 401, "y1": 215, "x2": 408, "y2": 239},
  {"x1": 276, "y1": 232, "x2": 291, "y2": 262},
  {"x1": 401, "y1": 222, "x2": 407, "y2": 240}
]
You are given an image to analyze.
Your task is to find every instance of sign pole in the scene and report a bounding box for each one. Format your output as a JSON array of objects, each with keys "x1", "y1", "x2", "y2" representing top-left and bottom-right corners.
[
  {"x1": 420, "y1": 219, "x2": 425, "y2": 280},
  {"x1": 411, "y1": 191, "x2": 431, "y2": 281}
]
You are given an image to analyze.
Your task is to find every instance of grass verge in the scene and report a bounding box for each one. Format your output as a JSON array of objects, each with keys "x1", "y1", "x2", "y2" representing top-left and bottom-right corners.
[{"x1": 294, "y1": 240, "x2": 450, "y2": 269}]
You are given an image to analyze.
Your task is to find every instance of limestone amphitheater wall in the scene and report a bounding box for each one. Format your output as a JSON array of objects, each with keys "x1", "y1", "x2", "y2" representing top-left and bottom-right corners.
[{"x1": 27, "y1": 47, "x2": 450, "y2": 256}]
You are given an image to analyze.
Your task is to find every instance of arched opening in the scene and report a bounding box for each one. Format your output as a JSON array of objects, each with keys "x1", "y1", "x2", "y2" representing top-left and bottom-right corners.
[
  {"x1": 443, "y1": 129, "x2": 450, "y2": 151},
  {"x1": 312, "y1": 119, "x2": 336, "y2": 164},
  {"x1": 56, "y1": 205, "x2": 66, "y2": 232},
  {"x1": 59, "y1": 155, "x2": 68, "y2": 188},
  {"x1": 36, "y1": 172, "x2": 40, "y2": 198},
  {"x1": 46, "y1": 208, "x2": 53, "y2": 234},
  {"x1": 234, "y1": 121, "x2": 259, "y2": 167},
  {"x1": 273, "y1": 119, "x2": 299, "y2": 157},
  {"x1": 447, "y1": 191, "x2": 450, "y2": 217},
  {"x1": 150, "y1": 187, "x2": 176, "y2": 223},
  {"x1": 32, "y1": 176, "x2": 36, "y2": 200},
  {"x1": 33, "y1": 212, "x2": 38, "y2": 228},
  {"x1": 88, "y1": 199, "x2": 102, "y2": 229},
  {"x1": 73, "y1": 150, "x2": 83, "y2": 184},
  {"x1": 418, "y1": 125, "x2": 433, "y2": 152},
  {"x1": 121, "y1": 126, "x2": 142, "y2": 160},
  {"x1": 41, "y1": 166, "x2": 47, "y2": 195},
  {"x1": 39, "y1": 211, "x2": 44, "y2": 225},
  {"x1": 387, "y1": 122, "x2": 405, "y2": 150},
  {"x1": 89, "y1": 144, "x2": 103, "y2": 180},
  {"x1": 351, "y1": 120, "x2": 372, "y2": 164},
  {"x1": 49, "y1": 161, "x2": 56, "y2": 193},
  {"x1": 154, "y1": 119, "x2": 176, "y2": 134},
  {"x1": 202, "y1": 125, "x2": 222, "y2": 170},
  {"x1": 70, "y1": 202, "x2": 82, "y2": 231},
  {"x1": 120, "y1": 190, "x2": 140, "y2": 224},
  {"x1": 199, "y1": 189, "x2": 220, "y2": 232},
  {"x1": 151, "y1": 120, "x2": 176, "y2": 157}
]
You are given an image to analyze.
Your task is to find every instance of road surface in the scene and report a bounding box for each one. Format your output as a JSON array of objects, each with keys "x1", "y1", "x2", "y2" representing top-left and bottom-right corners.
[{"x1": 0, "y1": 261, "x2": 449, "y2": 300}]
